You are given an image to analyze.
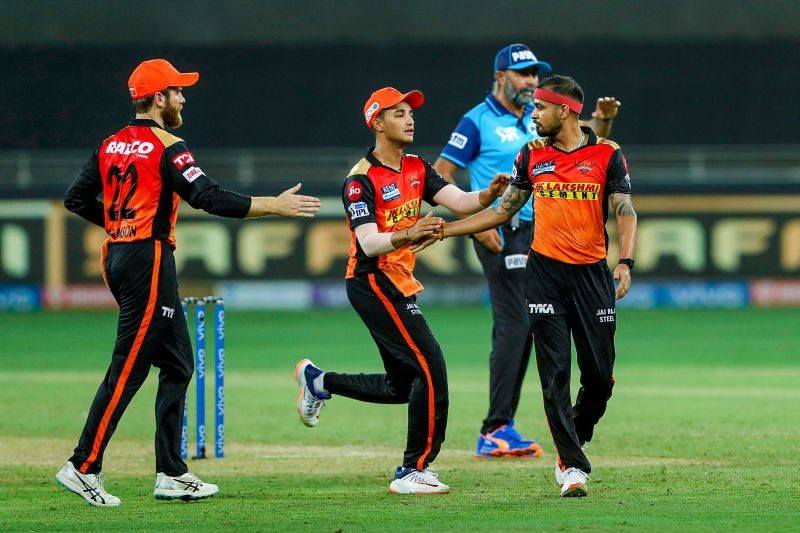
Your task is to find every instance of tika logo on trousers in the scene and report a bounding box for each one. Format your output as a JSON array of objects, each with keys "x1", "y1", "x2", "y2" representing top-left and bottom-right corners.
[
  {"x1": 162, "y1": 306, "x2": 175, "y2": 318},
  {"x1": 529, "y1": 303, "x2": 554, "y2": 314}
]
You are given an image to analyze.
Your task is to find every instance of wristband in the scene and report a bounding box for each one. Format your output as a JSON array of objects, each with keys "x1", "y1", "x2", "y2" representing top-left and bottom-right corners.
[
  {"x1": 618, "y1": 258, "x2": 635, "y2": 270},
  {"x1": 599, "y1": 117, "x2": 614, "y2": 122},
  {"x1": 406, "y1": 228, "x2": 411, "y2": 241}
]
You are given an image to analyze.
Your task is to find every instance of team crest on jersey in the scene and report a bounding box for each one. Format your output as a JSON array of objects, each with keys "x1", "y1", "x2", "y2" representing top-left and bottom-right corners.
[
  {"x1": 348, "y1": 202, "x2": 369, "y2": 219},
  {"x1": 381, "y1": 183, "x2": 401, "y2": 201},
  {"x1": 533, "y1": 160, "x2": 556, "y2": 176},
  {"x1": 575, "y1": 160, "x2": 595, "y2": 174}
]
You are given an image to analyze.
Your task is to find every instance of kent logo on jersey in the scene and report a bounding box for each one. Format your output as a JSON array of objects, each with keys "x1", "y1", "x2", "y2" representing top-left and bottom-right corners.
[
  {"x1": 381, "y1": 183, "x2": 400, "y2": 201},
  {"x1": 533, "y1": 160, "x2": 556, "y2": 176}
]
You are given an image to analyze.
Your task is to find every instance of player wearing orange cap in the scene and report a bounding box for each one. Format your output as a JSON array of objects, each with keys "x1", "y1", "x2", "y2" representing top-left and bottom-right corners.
[
  {"x1": 294, "y1": 87, "x2": 508, "y2": 494},
  {"x1": 55, "y1": 59, "x2": 320, "y2": 506}
]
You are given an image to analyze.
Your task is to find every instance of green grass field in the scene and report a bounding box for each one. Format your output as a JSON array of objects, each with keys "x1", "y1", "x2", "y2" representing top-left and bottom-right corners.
[{"x1": 0, "y1": 307, "x2": 798, "y2": 531}]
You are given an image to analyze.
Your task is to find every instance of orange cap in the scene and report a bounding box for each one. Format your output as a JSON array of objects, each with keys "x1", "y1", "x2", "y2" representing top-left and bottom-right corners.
[
  {"x1": 128, "y1": 59, "x2": 199, "y2": 99},
  {"x1": 363, "y1": 87, "x2": 424, "y2": 128}
]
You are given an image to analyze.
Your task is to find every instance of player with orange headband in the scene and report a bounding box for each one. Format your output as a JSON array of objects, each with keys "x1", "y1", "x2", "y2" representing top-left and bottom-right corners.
[
  {"x1": 433, "y1": 44, "x2": 620, "y2": 461},
  {"x1": 414, "y1": 75, "x2": 638, "y2": 498}
]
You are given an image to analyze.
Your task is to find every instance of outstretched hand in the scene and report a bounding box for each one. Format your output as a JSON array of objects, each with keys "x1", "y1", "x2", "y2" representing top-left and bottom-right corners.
[
  {"x1": 591, "y1": 97, "x2": 622, "y2": 120},
  {"x1": 273, "y1": 183, "x2": 321, "y2": 218},
  {"x1": 408, "y1": 212, "x2": 444, "y2": 242}
]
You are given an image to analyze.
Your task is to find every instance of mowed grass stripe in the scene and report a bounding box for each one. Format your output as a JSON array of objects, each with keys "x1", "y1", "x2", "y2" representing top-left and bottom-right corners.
[{"x1": 0, "y1": 308, "x2": 798, "y2": 531}]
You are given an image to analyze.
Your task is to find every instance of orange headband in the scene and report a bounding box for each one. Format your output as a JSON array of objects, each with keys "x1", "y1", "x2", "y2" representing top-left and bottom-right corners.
[{"x1": 533, "y1": 88, "x2": 583, "y2": 114}]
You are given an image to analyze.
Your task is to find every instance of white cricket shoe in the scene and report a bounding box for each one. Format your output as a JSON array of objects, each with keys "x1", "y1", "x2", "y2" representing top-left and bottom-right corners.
[
  {"x1": 555, "y1": 463, "x2": 567, "y2": 486},
  {"x1": 55, "y1": 461, "x2": 121, "y2": 507},
  {"x1": 389, "y1": 467, "x2": 450, "y2": 494},
  {"x1": 556, "y1": 444, "x2": 589, "y2": 485},
  {"x1": 154, "y1": 472, "x2": 219, "y2": 501},
  {"x1": 294, "y1": 358, "x2": 328, "y2": 427},
  {"x1": 560, "y1": 467, "x2": 589, "y2": 497}
]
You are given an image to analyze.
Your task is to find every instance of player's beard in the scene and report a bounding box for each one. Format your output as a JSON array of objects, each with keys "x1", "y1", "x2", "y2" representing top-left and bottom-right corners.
[
  {"x1": 504, "y1": 81, "x2": 534, "y2": 107},
  {"x1": 162, "y1": 101, "x2": 183, "y2": 129},
  {"x1": 535, "y1": 117, "x2": 560, "y2": 137}
]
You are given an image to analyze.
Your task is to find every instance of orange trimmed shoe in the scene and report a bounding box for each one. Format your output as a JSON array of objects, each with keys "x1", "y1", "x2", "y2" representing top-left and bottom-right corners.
[
  {"x1": 294, "y1": 359, "x2": 329, "y2": 427},
  {"x1": 560, "y1": 468, "x2": 589, "y2": 497},
  {"x1": 475, "y1": 421, "x2": 544, "y2": 458}
]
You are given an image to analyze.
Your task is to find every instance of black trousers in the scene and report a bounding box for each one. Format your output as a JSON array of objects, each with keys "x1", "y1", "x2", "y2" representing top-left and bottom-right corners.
[
  {"x1": 324, "y1": 272, "x2": 449, "y2": 471},
  {"x1": 69, "y1": 240, "x2": 193, "y2": 476},
  {"x1": 472, "y1": 221, "x2": 534, "y2": 434},
  {"x1": 525, "y1": 251, "x2": 617, "y2": 474}
]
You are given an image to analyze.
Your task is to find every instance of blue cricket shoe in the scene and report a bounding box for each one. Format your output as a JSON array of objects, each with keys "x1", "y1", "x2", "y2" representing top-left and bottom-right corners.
[{"x1": 475, "y1": 420, "x2": 544, "y2": 458}]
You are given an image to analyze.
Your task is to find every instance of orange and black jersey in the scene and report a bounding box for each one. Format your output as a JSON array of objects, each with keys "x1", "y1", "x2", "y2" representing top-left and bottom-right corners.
[
  {"x1": 510, "y1": 126, "x2": 631, "y2": 264},
  {"x1": 342, "y1": 148, "x2": 449, "y2": 296},
  {"x1": 65, "y1": 118, "x2": 251, "y2": 248}
]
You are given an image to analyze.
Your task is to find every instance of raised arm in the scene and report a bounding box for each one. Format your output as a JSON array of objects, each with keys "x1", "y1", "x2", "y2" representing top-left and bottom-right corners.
[
  {"x1": 609, "y1": 192, "x2": 638, "y2": 299},
  {"x1": 582, "y1": 97, "x2": 622, "y2": 138}
]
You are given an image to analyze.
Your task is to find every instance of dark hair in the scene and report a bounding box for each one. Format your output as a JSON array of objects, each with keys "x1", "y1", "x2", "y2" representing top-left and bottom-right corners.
[
  {"x1": 132, "y1": 86, "x2": 175, "y2": 113},
  {"x1": 538, "y1": 75, "x2": 584, "y2": 104}
]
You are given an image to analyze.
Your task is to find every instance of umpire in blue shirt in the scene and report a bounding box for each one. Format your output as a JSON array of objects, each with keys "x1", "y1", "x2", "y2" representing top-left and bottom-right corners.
[{"x1": 433, "y1": 43, "x2": 620, "y2": 458}]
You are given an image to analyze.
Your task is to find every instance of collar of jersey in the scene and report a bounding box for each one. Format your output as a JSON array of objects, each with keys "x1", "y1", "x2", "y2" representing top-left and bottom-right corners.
[
  {"x1": 484, "y1": 93, "x2": 533, "y2": 117},
  {"x1": 128, "y1": 118, "x2": 165, "y2": 130},
  {"x1": 366, "y1": 146, "x2": 402, "y2": 174}
]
